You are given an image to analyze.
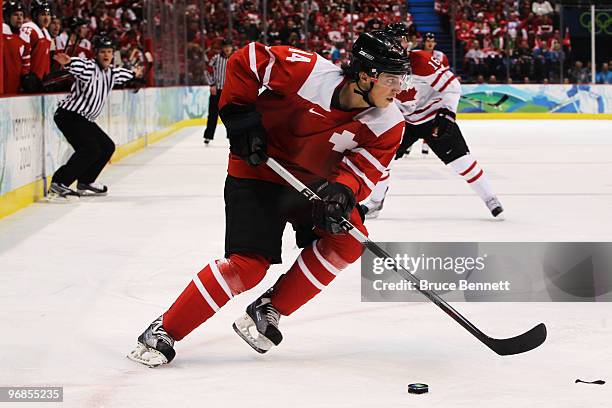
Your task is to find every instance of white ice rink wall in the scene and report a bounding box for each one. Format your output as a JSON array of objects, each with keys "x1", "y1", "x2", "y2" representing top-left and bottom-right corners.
[
  {"x1": 0, "y1": 86, "x2": 210, "y2": 218},
  {"x1": 1, "y1": 84, "x2": 611, "y2": 219}
]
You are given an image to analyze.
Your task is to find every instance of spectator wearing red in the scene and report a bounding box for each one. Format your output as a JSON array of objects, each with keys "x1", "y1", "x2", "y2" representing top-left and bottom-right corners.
[
  {"x1": 20, "y1": 0, "x2": 53, "y2": 92},
  {"x1": 2, "y1": 0, "x2": 30, "y2": 94}
]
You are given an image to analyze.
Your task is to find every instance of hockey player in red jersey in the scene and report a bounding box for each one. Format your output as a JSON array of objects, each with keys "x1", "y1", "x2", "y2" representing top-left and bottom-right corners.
[
  {"x1": 128, "y1": 31, "x2": 411, "y2": 367},
  {"x1": 361, "y1": 28, "x2": 503, "y2": 219},
  {"x1": 56, "y1": 17, "x2": 93, "y2": 59},
  {"x1": 2, "y1": 0, "x2": 30, "y2": 94},
  {"x1": 19, "y1": 0, "x2": 52, "y2": 92},
  {"x1": 422, "y1": 32, "x2": 449, "y2": 67}
]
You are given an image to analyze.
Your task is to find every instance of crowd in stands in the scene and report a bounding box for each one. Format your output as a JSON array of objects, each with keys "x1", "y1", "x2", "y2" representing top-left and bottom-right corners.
[
  {"x1": 200, "y1": 0, "x2": 412, "y2": 69},
  {"x1": 2, "y1": 0, "x2": 612, "y2": 95},
  {"x1": 435, "y1": 0, "x2": 611, "y2": 84}
]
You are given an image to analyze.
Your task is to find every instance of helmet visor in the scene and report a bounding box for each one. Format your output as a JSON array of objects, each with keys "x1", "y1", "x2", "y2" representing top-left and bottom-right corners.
[{"x1": 375, "y1": 72, "x2": 412, "y2": 91}]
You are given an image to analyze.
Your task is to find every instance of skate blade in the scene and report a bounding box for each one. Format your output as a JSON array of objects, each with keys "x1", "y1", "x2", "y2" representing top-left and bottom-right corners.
[
  {"x1": 493, "y1": 212, "x2": 506, "y2": 221},
  {"x1": 232, "y1": 314, "x2": 274, "y2": 354},
  {"x1": 77, "y1": 190, "x2": 107, "y2": 197},
  {"x1": 365, "y1": 210, "x2": 381, "y2": 220},
  {"x1": 127, "y1": 342, "x2": 168, "y2": 367},
  {"x1": 45, "y1": 194, "x2": 80, "y2": 203}
]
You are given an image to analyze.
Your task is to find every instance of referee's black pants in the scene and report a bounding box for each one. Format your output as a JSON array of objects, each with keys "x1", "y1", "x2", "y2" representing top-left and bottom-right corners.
[
  {"x1": 52, "y1": 108, "x2": 116, "y2": 187},
  {"x1": 203, "y1": 89, "x2": 222, "y2": 141}
]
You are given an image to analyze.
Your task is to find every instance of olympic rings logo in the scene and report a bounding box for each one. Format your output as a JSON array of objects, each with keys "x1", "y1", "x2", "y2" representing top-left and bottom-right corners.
[{"x1": 579, "y1": 11, "x2": 612, "y2": 35}]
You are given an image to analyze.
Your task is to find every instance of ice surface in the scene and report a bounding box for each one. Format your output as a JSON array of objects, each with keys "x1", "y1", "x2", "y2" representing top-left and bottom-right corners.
[{"x1": 1, "y1": 120, "x2": 611, "y2": 407}]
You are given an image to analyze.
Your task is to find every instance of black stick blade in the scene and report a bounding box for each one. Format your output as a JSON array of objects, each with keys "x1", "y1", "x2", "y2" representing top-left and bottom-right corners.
[
  {"x1": 494, "y1": 94, "x2": 510, "y2": 106},
  {"x1": 575, "y1": 379, "x2": 605, "y2": 385},
  {"x1": 484, "y1": 323, "x2": 547, "y2": 356}
]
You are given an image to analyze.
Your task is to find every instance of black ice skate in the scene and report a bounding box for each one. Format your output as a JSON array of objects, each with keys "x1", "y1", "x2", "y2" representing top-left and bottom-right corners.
[
  {"x1": 233, "y1": 292, "x2": 283, "y2": 354},
  {"x1": 127, "y1": 316, "x2": 176, "y2": 367},
  {"x1": 48, "y1": 182, "x2": 80, "y2": 202},
  {"x1": 77, "y1": 182, "x2": 108, "y2": 196},
  {"x1": 361, "y1": 198, "x2": 385, "y2": 219},
  {"x1": 421, "y1": 142, "x2": 429, "y2": 155},
  {"x1": 485, "y1": 196, "x2": 504, "y2": 218}
]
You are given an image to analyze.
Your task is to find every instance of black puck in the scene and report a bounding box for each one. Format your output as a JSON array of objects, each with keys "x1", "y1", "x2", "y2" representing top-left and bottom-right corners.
[{"x1": 408, "y1": 383, "x2": 429, "y2": 394}]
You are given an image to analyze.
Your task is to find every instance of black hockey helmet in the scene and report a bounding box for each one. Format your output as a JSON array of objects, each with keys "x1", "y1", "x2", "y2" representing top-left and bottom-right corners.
[
  {"x1": 66, "y1": 16, "x2": 89, "y2": 32},
  {"x1": 93, "y1": 33, "x2": 115, "y2": 51},
  {"x1": 3, "y1": 0, "x2": 25, "y2": 22},
  {"x1": 385, "y1": 22, "x2": 411, "y2": 39},
  {"x1": 345, "y1": 31, "x2": 411, "y2": 106},
  {"x1": 365, "y1": 18, "x2": 383, "y2": 32},
  {"x1": 30, "y1": 0, "x2": 51, "y2": 19},
  {"x1": 348, "y1": 31, "x2": 411, "y2": 79},
  {"x1": 424, "y1": 32, "x2": 436, "y2": 41}
]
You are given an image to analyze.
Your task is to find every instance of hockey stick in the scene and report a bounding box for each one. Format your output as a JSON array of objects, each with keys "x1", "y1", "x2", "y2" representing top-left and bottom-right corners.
[
  {"x1": 461, "y1": 94, "x2": 509, "y2": 108},
  {"x1": 266, "y1": 157, "x2": 547, "y2": 356}
]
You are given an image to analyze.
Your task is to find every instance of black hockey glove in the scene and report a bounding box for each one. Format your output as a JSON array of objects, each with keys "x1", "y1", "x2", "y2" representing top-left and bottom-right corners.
[
  {"x1": 394, "y1": 136, "x2": 412, "y2": 160},
  {"x1": 21, "y1": 73, "x2": 42, "y2": 93},
  {"x1": 312, "y1": 181, "x2": 356, "y2": 235},
  {"x1": 219, "y1": 103, "x2": 267, "y2": 166},
  {"x1": 432, "y1": 108, "x2": 456, "y2": 139}
]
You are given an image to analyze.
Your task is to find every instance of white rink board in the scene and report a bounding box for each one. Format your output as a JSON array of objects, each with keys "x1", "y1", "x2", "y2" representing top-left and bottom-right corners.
[
  {"x1": 0, "y1": 96, "x2": 44, "y2": 194},
  {"x1": 0, "y1": 120, "x2": 611, "y2": 407}
]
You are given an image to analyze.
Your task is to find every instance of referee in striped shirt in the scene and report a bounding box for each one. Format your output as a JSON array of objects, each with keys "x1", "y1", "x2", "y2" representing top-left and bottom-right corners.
[
  {"x1": 203, "y1": 39, "x2": 233, "y2": 144},
  {"x1": 48, "y1": 34, "x2": 143, "y2": 200}
]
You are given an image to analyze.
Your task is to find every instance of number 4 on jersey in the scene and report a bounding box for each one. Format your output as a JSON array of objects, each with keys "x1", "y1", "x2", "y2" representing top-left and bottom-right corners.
[{"x1": 286, "y1": 48, "x2": 313, "y2": 63}]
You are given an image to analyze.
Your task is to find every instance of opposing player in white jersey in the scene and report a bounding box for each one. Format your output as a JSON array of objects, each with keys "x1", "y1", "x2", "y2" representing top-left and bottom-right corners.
[
  {"x1": 361, "y1": 27, "x2": 503, "y2": 219},
  {"x1": 411, "y1": 32, "x2": 445, "y2": 155}
]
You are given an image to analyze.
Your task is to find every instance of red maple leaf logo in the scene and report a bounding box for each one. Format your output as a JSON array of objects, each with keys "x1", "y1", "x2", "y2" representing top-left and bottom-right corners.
[
  {"x1": 405, "y1": 87, "x2": 417, "y2": 101},
  {"x1": 397, "y1": 87, "x2": 417, "y2": 102}
]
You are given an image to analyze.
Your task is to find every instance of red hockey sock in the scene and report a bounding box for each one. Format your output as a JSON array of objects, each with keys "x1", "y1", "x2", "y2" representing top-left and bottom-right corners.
[
  {"x1": 163, "y1": 254, "x2": 269, "y2": 340},
  {"x1": 271, "y1": 210, "x2": 365, "y2": 315}
]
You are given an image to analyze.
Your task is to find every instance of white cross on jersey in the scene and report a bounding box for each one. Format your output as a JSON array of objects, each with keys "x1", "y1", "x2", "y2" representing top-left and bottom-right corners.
[{"x1": 329, "y1": 130, "x2": 358, "y2": 153}]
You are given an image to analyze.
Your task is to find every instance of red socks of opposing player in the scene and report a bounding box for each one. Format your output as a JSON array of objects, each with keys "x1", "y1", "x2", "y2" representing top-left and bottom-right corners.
[{"x1": 163, "y1": 254, "x2": 269, "y2": 340}]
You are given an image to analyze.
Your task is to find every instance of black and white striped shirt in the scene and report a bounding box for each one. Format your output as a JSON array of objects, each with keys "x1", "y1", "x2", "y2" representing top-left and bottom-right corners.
[
  {"x1": 58, "y1": 57, "x2": 135, "y2": 121},
  {"x1": 205, "y1": 53, "x2": 229, "y2": 89}
]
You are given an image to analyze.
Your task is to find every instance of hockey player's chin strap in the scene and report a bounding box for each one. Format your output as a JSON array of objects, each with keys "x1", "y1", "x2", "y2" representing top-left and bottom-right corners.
[{"x1": 354, "y1": 81, "x2": 376, "y2": 107}]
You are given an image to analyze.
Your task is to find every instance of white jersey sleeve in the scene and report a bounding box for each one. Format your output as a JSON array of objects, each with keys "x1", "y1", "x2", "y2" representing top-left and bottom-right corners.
[{"x1": 395, "y1": 50, "x2": 460, "y2": 125}]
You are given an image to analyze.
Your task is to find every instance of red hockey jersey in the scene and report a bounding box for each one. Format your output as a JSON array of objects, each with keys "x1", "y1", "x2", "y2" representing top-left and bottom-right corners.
[
  {"x1": 20, "y1": 21, "x2": 52, "y2": 80},
  {"x1": 56, "y1": 33, "x2": 94, "y2": 59},
  {"x1": 220, "y1": 42, "x2": 405, "y2": 201},
  {"x1": 395, "y1": 50, "x2": 460, "y2": 125},
  {"x1": 2, "y1": 23, "x2": 30, "y2": 94}
]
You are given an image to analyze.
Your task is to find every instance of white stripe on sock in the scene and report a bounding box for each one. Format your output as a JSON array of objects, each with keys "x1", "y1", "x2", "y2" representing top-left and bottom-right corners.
[
  {"x1": 193, "y1": 274, "x2": 220, "y2": 311},
  {"x1": 209, "y1": 261, "x2": 233, "y2": 299},
  {"x1": 297, "y1": 254, "x2": 325, "y2": 290},
  {"x1": 311, "y1": 241, "x2": 340, "y2": 276}
]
